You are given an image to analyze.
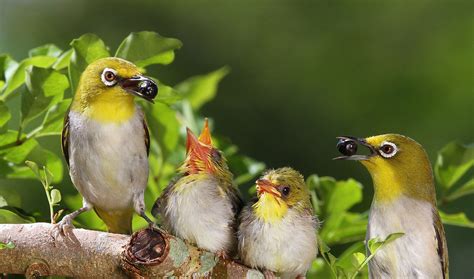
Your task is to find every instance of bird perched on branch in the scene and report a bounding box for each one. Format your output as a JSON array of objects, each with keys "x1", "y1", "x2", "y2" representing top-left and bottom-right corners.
[
  {"x1": 336, "y1": 134, "x2": 448, "y2": 278},
  {"x1": 238, "y1": 167, "x2": 318, "y2": 279},
  {"x1": 152, "y1": 119, "x2": 242, "y2": 258},
  {"x1": 57, "y1": 57, "x2": 158, "y2": 235}
]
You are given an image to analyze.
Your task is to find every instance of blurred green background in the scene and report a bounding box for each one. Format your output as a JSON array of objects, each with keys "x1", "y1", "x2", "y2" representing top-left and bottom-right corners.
[{"x1": 0, "y1": 0, "x2": 472, "y2": 277}]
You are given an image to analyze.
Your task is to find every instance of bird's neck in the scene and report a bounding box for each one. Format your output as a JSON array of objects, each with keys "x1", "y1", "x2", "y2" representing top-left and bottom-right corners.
[{"x1": 71, "y1": 91, "x2": 136, "y2": 123}]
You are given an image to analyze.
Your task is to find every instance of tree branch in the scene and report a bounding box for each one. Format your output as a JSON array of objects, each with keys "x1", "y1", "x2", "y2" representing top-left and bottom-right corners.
[{"x1": 0, "y1": 223, "x2": 262, "y2": 278}]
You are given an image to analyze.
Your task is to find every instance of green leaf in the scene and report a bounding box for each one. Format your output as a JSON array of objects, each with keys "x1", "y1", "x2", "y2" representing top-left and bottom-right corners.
[
  {"x1": 175, "y1": 67, "x2": 230, "y2": 110},
  {"x1": 0, "y1": 130, "x2": 19, "y2": 154},
  {"x1": 115, "y1": 31, "x2": 182, "y2": 68},
  {"x1": 33, "y1": 98, "x2": 71, "y2": 137},
  {"x1": 435, "y1": 142, "x2": 474, "y2": 189},
  {"x1": 50, "y1": 189, "x2": 61, "y2": 205},
  {"x1": 0, "y1": 241, "x2": 15, "y2": 249},
  {"x1": 439, "y1": 211, "x2": 474, "y2": 228},
  {"x1": 155, "y1": 82, "x2": 183, "y2": 105},
  {"x1": 20, "y1": 67, "x2": 69, "y2": 126},
  {"x1": 28, "y1": 44, "x2": 62, "y2": 58},
  {"x1": 3, "y1": 56, "x2": 57, "y2": 97},
  {"x1": 0, "y1": 54, "x2": 18, "y2": 86},
  {"x1": 326, "y1": 178, "x2": 363, "y2": 214},
  {"x1": 446, "y1": 178, "x2": 474, "y2": 201},
  {"x1": 0, "y1": 100, "x2": 11, "y2": 129},
  {"x1": 0, "y1": 208, "x2": 34, "y2": 224},
  {"x1": 352, "y1": 252, "x2": 366, "y2": 268},
  {"x1": 368, "y1": 232, "x2": 404, "y2": 254},
  {"x1": 145, "y1": 102, "x2": 179, "y2": 158},
  {"x1": 69, "y1": 33, "x2": 110, "y2": 93},
  {"x1": 25, "y1": 160, "x2": 40, "y2": 178},
  {"x1": 3, "y1": 139, "x2": 39, "y2": 164},
  {"x1": 52, "y1": 49, "x2": 73, "y2": 71}
]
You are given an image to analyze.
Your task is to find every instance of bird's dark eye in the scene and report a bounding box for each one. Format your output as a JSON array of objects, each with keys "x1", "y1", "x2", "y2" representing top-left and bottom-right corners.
[
  {"x1": 104, "y1": 71, "x2": 116, "y2": 81},
  {"x1": 337, "y1": 139, "x2": 358, "y2": 156},
  {"x1": 379, "y1": 142, "x2": 398, "y2": 158},
  {"x1": 101, "y1": 68, "x2": 118, "y2": 86},
  {"x1": 281, "y1": 186, "x2": 290, "y2": 197}
]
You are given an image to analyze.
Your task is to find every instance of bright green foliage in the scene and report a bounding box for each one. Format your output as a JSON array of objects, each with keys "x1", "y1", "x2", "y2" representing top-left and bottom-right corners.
[{"x1": 0, "y1": 31, "x2": 472, "y2": 279}]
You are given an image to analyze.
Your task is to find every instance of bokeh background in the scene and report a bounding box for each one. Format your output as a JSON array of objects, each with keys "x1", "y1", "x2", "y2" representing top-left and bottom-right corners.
[{"x1": 0, "y1": 0, "x2": 473, "y2": 277}]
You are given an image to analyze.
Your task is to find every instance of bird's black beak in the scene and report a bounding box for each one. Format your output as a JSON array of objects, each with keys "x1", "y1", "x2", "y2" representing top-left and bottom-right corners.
[
  {"x1": 333, "y1": 136, "x2": 377, "y2": 160},
  {"x1": 120, "y1": 75, "x2": 158, "y2": 103}
]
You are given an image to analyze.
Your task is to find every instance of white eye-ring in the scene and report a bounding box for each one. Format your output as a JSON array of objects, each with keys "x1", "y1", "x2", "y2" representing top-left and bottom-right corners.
[
  {"x1": 101, "y1": 68, "x2": 118, "y2": 86},
  {"x1": 379, "y1": 141, "x2": 398, "y2": 158}
]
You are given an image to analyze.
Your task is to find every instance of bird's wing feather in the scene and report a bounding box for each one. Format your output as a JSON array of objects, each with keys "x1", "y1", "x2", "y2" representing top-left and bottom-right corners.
[
  {"x1": 143, "y1": 117, "x2": 150, "y2": 156},
  {"x1": 433, "y1": 209, "x2": 449, "y2": 279},
  {"x1": 151, "y1": 174, "x2": 184, "y2": 218},
  {"x1": 61, "y1": 111, "x2": 70, "y2": 166}
]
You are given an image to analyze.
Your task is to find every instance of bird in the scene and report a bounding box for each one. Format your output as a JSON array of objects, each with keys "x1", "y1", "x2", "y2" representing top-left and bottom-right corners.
[
  {"x1": 151, "y1": 119, "x2": 242, "y2": 258},
  {"x1": 57, "y1": 57, "x2": 158, "y2": 235},
  {"x1": 335, "y1": 134, "x2": 448, "y2": 278},
  {"x1": 238, "y1": 167, "x2": 319, "y2": 279}
]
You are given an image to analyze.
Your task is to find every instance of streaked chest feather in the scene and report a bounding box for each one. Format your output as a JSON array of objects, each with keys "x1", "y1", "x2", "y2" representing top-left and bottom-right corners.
[{"x1": 368, "y1": 196, "x2": 443, "y2": 278}]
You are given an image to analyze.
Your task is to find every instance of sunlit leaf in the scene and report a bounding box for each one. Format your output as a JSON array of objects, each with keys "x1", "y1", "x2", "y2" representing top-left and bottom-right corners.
[
  {"x1": 154, "y1": 81, "x2": 182, "y2": 105},
  {"x1": 439, "y1": 211, "x2": 474, "y2": 228},
  {"x1": 368, "y1": 232, "x2": 404, "y2": 254},
  {"x1": 20, "y1": 67, "x2": 69, "y2": 126},
  {"x1": 3, "y1": 56, "x2": 57, "y2": 98},
  {"x1": 445, "y1": 178, "x2": 474, "y2": 202},
  {"x1": 145, "y1": 102, "x2": 180, "y2": 158},
  {"x1": 230, "y1": 155, "x2": 265, "y2": 186},
  {"x1": 115, "y1": 31, "x2": 182, "y2": 68},
  {"x1": 435, "y1": 142, "x2": 474, "y2": 189},
  {"x1": 0, "y1": 208, "x2": 34, "y2": 224},
  {"x1": 50, "y1": 189, "x2": 61, "y2": 205},
  {"x1": 0, "y1": 241, "x2": 15, "y2": 250},
  {"x1": 0, "y1": 100, "x2": 11, "y2": 130},
  {"x1": 52, "y1": 49, "x2": 73, "y2": 71},
  {"x1": 69, "y1": 33, "x2": 110, "y2": 93},
  {"x1": 3, "y1": 139, "x2": 39, "y2": 164},
  {"x1": 325, "y1": 178, "x2": 363, "y2": 214},
  {"x1": 0, "y1": 130, "x2": 19, "y2": 154},
  {"x1": 25, "y1": 160, "x2": 40, "y2": 178},
  {"x1": 33, "y1": 98, "x2": 71, "y2": 137},
  {"x1": 175, "y1": 67, "x2": 229, "y2": 110},
  {"x1": 28, "y1": 44, "x2": 62, "y2": 58}
]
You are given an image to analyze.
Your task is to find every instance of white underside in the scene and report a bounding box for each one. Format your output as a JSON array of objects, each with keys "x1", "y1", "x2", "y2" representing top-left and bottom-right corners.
[
  {"x1": 67, "y1": 108, "x2": 148, "y2": 211},
  {"x1": 238, "y1": 207, "x2": 318, "y2": 279},
  {"x1": 368, "y1": 195, "x2": 443, "y2": 279},
  {"x1": 162, "y1": 176, "x2": 236, "y2": 253}
]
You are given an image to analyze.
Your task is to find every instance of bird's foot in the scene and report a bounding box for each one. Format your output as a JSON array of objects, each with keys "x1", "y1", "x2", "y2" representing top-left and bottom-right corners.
[
  {"x1": 215, "y1": 249, "x2": 229, "y2": 260},
  {"x1": 263, "y1": 270, "x2": 276, "y2": 279},
  {"x1": 51, "y1": 215, "x2": 79, "y2": 244}
]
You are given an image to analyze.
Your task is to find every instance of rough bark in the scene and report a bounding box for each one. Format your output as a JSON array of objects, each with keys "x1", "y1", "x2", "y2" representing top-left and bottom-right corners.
[{"x1": 0, "y1": 223, "x2": 263, "y2": 278}]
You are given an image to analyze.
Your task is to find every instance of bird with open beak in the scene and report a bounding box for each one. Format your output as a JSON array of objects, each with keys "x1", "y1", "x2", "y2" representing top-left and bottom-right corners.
[
  {"x1": 152, "y1": 119, "x2": 242, "y2": 258},
  {"x1": 238, "y1": 167, "x2": 319, "y2": 279},
  {"x1": 57, "y1": 57, "x2": 158, "y2": 236},
  {"x1": 335, "y1": 134, "x2": 448, "y2": 278}
]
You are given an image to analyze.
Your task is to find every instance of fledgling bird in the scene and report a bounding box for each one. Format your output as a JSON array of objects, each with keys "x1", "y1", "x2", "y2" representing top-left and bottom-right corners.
[
  {"x1": 152, "y1": 120, "x2": 242, "y2": 258},
  {"x1": 57, "y1": 57, "x2": 158, "y2": 235},
  {"x1": 238, "y1": 167, "x2": 318, "y2": 279},
  {"x1": 336, "y1": 134, "x2": 448, "y2": 278}
]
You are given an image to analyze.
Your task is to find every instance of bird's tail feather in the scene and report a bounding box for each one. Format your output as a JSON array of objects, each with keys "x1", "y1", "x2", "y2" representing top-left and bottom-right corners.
[{"x1": 94, "y1": 207, "x2": 133, "y2": 235}]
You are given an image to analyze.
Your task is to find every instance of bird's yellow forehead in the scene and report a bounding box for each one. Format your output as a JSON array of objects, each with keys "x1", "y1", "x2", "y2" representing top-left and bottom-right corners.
[
  {"x1": 365, "y1": 134, "x2": 410, "y2": 148},
  {"x1": 87, "y1": 57, "x2": 141, "y2": 79}
]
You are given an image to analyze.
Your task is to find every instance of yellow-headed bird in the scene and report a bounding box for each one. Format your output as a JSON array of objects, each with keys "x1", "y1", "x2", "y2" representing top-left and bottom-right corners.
[
  {"x1": 57, "y1": 57, "x2": 157, "y2": 235},
  {"x1": 152, "y1": 120, "x2": 242, "y2": 258},
  {"x1": 336, "y1": 134, "x2": 448, "y2": 278},
  {"x1": 238, "y1": 167, "x2": 318, "y2": 278}
]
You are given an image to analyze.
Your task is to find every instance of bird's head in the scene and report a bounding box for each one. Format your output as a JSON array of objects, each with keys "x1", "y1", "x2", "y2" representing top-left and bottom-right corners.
[
  {"x1": 180, "y1": 119, "x2": 232, "y2": 181},
  {"x1": 253, "y1": 167, "x2": 311, "y2": 223},
  {"x1": 71, "y1": 57, "x2": 158, "y2": 121},
  {"x1": 335, "y1": 134, "x2": 435, "y2": 203}
]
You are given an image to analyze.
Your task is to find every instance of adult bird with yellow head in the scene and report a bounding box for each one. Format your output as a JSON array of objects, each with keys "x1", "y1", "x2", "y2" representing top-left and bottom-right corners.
[
  {"x1": 57, "y1": 57, "x2": 158, "y2": 235},
  {"x1": 336, "y1": 134, "x2": 448, "y2": 278}
]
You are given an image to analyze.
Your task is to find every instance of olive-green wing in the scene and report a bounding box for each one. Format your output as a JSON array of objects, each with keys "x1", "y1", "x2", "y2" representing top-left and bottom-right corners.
[
  {"x1": 61, "y1": 112, "x2": 70, "y2": 167},
  {"x1": 151, "y1": 174, "x2": 183, "y2": 218},
  {"x1": 433, "y1": 209, "x2": 449, "y2": 279}
]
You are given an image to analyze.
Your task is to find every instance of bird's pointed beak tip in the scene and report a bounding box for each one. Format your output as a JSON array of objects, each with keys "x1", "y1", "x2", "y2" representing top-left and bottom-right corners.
[{"x1": 198, "y1": 118, "x2": 212, "y2": 146}]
